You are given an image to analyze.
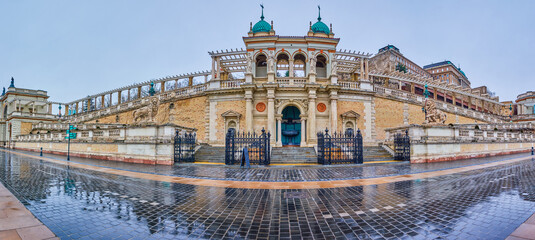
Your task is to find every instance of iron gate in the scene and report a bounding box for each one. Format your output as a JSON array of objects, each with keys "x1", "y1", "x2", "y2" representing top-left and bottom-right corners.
[
  {"x1": 317, "y1": 129, "x2": 363, "y2": 164},
  {"x1": 394, "y1": 130, "x2": 410, "y2": 161},
  {"x1": 174, "y1": 130, "x2": 196, "y2": 163},
  {"x1": 225, "y1": 128, "x2": 271, "y2": 165}
]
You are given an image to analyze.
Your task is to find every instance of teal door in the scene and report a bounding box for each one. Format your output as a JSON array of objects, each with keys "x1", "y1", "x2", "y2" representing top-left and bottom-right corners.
[{"x1": 281, "y1": 106, "x2": 301, "y2": 145}]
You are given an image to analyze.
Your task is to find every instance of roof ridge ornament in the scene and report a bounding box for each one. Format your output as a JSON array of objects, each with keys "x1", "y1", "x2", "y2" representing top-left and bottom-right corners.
[
  {"x1": 9, "y1": 77, "x2": 14, "y2": 88},
  {"x1": 317, "y1": 5, "x2": 321, "y2": 21},
  {"x1": 260, "y1": 4, "x2": 264, "y2": 21}
]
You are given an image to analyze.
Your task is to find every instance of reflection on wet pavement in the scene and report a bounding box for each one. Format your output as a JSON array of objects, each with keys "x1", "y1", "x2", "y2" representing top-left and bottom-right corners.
[
  {"x1": 1, "y1": 151, "x2": 535, "y2": 239},
  {"x1": 14, "y1": 148, "x2": 533, "y2": 182}
]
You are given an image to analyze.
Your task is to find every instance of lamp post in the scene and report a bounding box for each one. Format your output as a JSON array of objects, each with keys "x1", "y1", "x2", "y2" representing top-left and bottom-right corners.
[{"x1": 65, "y1": 125, "x2": 77, "y2": 161}]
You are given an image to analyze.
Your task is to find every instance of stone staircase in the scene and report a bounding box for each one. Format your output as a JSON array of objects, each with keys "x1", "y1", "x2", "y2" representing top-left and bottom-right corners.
[
  {"x1": 270, "y1": 147, "x2": 317, "y2": 164},
  {"x1": 363, "y1": 146, "x2": 395, "y2": 162},
  {"x1": 194, "y1": 146, "x2": 225, "y2": 163}
]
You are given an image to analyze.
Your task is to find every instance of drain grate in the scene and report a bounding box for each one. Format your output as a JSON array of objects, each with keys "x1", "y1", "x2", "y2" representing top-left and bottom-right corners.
[{"x1": 284, "y1": 191, "x2": 309, "y2": 199}]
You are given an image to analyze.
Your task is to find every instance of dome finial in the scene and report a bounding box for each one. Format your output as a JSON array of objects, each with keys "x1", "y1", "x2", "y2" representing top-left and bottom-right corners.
[
  {"x1": 317, "y1": 5, "x2": 321, "y2": 21},
  {"x1": 260, "y1": 4, "x2": 264, "y2": 21}
]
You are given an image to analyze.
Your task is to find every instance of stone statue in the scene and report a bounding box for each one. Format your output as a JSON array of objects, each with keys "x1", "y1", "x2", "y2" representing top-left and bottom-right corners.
[
  {"x1": 370, "y1": 53, "x2": 394, "y2": 74},
  {"x1": 331, "y1": 60, "x2": 338, "y2": 76},
  {"x1": 267, "y1": 51, "x2": 275, "y2": 72},
  {"x1": 245, "y1": 52, "x2": 253, "y2": 74},
  {"x1": 424, "y1": 99, "x2": 447, "y2": 125},
  {"x1": 132, "y1": 96, "x2": 160, "y2": 124},
  {"x1": 310, "y1": 56, "x2": 317, "y2": 74}
]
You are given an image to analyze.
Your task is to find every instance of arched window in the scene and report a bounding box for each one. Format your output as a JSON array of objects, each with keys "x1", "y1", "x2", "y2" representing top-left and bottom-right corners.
[
  {"x1": 293, "y1": 54, "x2": 306, "y2": 77},
  {"x1": 2, "y1": 105, "x2": 7, "y2": 119},
  {"x1": 276, "y1": 53, "x2": 289, "y2": 77},
  {"x1": 316, "y1": 55, "x2": 327, "y2": 78},
  {"x1": 256, "y1": 54, "x2": 267, "y2": 77}
]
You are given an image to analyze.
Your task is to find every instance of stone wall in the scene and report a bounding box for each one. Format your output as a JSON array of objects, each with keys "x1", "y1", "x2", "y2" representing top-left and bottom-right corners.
[
  {"x1": 385, "y1": 124, "x2": 535, "y2": 163},
  {"x1": 14, "y1": 124, "x2": 191, "y2": 165},
  {"x1": 20, "y1": 122, "x2": 33, "y2": 135},
  {"x1": 85, "y1": 96, "x2": 208, "y2": 143}
]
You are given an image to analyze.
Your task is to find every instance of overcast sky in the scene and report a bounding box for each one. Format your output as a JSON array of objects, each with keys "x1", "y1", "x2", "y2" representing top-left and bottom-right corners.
[{"x1": 1, "y1": 0, "x2": 534, "y2": 103}]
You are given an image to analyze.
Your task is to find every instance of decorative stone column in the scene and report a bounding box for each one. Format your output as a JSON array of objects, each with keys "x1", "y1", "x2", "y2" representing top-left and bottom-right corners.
[
  {"x1": 266, "y1": 85, "x2": 276, "y2": 143},
  {"x1": 300, "y1": 117, "x2": 307, "y2": 147},
  {"x1": 307, "y1": 85, "x2": 319, "y2": 143},
  {"x1": 329, "y1": 89, "x2": 339, "y2": 133},
  {"x1": 289, "y1": 59, "x2": 294, "y2": 77},
  {"x1": 276, "y1": 115, "x2": 282, "y2": 147},
  {"x1": 243, "y1": 86, "x2": 255, "y2": 132}
]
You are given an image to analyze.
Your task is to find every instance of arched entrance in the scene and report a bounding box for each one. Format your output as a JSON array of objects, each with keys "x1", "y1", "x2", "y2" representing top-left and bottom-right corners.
[{"x1": 281, "y1": 106, "x2": 301, "y2": 146}]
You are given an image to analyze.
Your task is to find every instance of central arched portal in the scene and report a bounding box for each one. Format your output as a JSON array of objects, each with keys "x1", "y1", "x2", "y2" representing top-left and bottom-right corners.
[{"x1": 281, "y1": 106, "x2": 301, "y2": 146}]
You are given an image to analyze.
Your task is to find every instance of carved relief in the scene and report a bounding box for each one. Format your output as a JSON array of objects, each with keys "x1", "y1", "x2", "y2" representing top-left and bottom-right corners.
[
  {"x1": 370, "y1": 53, "x2": 394, "y2": 74},
  {"x1": 309, "y1": 56, "x2": 317, "y2": 74},
  {"x1": 424, "y1": 99, "x2": 447, "y2": 125},
  {"x1": 331, "y1": 59, "x2": 338, "y2": 76},
  {"x1": 245, "y1": 52, "x2": 253, "y2": 74},
  {"x1": 317, "y1": 103, "x2": 327, "y2": 112},
  {"x1": 275, "y1": 99, "x2": 309, "y2": 113},
  {"x1": 256, "y1": 102, "x2": 266, "y2": 112},
  {"x1": 132, "y1": 96, "x2": 160, "y2": 124},
  {"x1": 267, "y1": 51, "x2": 275, "y2": 72}
]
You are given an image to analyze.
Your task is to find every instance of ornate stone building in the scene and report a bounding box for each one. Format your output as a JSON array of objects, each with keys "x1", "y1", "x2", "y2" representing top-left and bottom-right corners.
[
  {"x1": 0, "y1": 78, "x2": 60, "y2": 146},
  {"x1": 59, "y1": 7, "x2": 508, "y2": 147}
]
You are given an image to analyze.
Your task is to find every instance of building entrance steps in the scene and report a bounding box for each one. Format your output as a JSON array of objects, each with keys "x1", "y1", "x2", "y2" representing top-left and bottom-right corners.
[
  {"x1": 193, "y1": 146, "x2": 225, "y2": 163},
  {"x1": 363, "y1": 146, "x2": 396, "y2": 162},
  {"x1": 271, "y1": 147, "x2": 317, "y2": 164}
]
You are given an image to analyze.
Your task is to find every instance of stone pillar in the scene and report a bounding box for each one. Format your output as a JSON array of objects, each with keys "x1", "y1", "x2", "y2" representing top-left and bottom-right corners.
[
  {"x1": 118, "y1": 91, "x2": 122, "y2": 104},
  {"x1": 359, "y1": 59, "x2": 364, "y2": 80},
  {"x1": 137, "y1": 86, "x2": 142, "y2": 98},
  {"x1": 307, "y1": 86, "x2": 318, "y2": 143},
  {"x1": 267, "y1": 87, "x2": 276, "y2": 143},
  {"x1": 452, "y1": 93, "x2": 456, "y2": 105},
  {"x1": 189, "y1": 77, "x2": 193, "y2": 86},
  {"x1": 63, "y1": 104, "x2": 67, "y2": 116},
  {"x1": 267, "y1": 94, "x2": 275, "y2": 142},
  {"x1": 75, "y1": 102, "x2": 79, "y2": 114},
  {"x1": 211, "y1": 57, "x2": 216, "y2": 79},
  {"x1": 411, "y1": 83, "x2": 415, "y2": 94},
  {"x1": 161, "y1": 82, "x2": 165, "y2": 93},
  {"x1": 48, "y1": 103, "x2": 52, "y2": 114},
  {"x1": 276, "y1": 116, "x2": 282, "y2": 146},
  {"x1": 87, "y1": 98, "x2": 91, "y2": 112},
  {"x1": 365, "y1": 59, "x2": 369, "y2": 80},
  {"x1": 300, "y1": 118, "x2": 307, "y2": 146},
  {"x1": 289, "y1": 59, "x2": 294, "y2": 77},
  {"x1": 101, "y1": 95, "x2": 105, "y2": 109},
  {"x1": 330, "y1": 90, "x2": 338, "y2": 133},
  {"x1": 128, "y1": 89, "x2": 131, "y2": 101},
  {"x1": 244, "y1": 89, "x2": 254, "y2": 132},
  {"x1": 216, "y1": 57, "x2": 221, "y2": 79},
  {"x1": 434, "y1": 88, "x2": 438, "y2": 100}
]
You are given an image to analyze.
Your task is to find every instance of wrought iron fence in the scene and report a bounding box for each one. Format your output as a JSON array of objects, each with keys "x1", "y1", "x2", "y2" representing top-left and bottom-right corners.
[
  {"x1": 394, "y1": 130, "x2": 410, "y2": 161},
  {"x1": 225, "y1": 128, "x2": 271, "y2": 165},
  {"x1": 174, "y1": 130, "x2": 196, "y2": 163},
  {"x1": 317, "y1": 129, "x2": 363, "y2": 164}
]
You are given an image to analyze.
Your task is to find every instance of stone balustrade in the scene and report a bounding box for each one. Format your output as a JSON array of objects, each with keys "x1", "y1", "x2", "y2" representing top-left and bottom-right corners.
[
  {"x1": 386, "y1": 124, "x2": 534, "y2": 144},
  {"x1": 13, "y1": 123, "x2": 196, "y2": 165}
]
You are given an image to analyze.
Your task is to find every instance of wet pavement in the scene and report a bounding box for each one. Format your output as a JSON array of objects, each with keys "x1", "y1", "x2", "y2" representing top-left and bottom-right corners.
[
  {"x1": 13, "y1": 148, "x2": 534, "y2": 182},
  {"x1": 1, "y1": 150, "x2": 535, "y2": 239}
]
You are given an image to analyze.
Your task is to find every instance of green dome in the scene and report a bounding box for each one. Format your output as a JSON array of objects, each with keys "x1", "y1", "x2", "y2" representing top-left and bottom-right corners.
[
  {"x1": 253, "y1": 19, "x2": 271, "y2": 33},
  {"x1": 311, "y1": 6, "x2": 330, "y2": 35},
  {"x1": 311, "y1": 20, "x2": 330, "y2": 35}
]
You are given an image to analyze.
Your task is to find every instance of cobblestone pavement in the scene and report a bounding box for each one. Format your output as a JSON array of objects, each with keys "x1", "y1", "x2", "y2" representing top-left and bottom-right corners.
[
  {"x1": 15, "y1": 148, "x2": 533, "y2": 182},
  {"x1": 1, "y1": 151, "x2": 535, "y2": 239}
]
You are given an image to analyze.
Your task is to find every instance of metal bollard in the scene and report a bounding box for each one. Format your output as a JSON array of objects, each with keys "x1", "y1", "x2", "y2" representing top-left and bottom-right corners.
[{"x1": 40, "y1": 147, "x2": 43, "y2": 156}]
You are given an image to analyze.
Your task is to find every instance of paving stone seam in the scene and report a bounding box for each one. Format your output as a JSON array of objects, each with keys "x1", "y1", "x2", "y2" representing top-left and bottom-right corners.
[{"x1": 1, "y1": 148, "x2": 534, "y2": 190}]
